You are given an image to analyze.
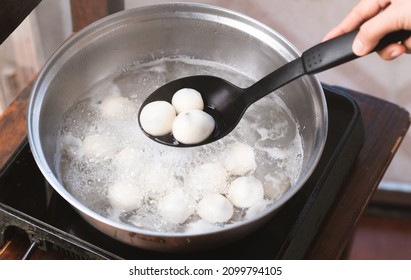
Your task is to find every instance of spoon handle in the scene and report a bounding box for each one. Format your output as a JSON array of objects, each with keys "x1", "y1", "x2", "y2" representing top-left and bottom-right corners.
[
  {"x1": 302, "y1": 29, "x2": 411, "y2": 74},
  {"x1": 244, "y1": 29, "x2": 411, "y2": 106}
]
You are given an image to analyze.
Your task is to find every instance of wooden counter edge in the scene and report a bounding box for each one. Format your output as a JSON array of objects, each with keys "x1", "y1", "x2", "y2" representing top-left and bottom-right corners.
[{"x1": 0, "y1": 77, "x2": 34, "y2": 171}]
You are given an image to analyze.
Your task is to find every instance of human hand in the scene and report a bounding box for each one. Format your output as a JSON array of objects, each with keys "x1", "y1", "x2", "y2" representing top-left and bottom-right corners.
[{"x1": 323, "y1": 0, "x2": 411, "y2": 60}]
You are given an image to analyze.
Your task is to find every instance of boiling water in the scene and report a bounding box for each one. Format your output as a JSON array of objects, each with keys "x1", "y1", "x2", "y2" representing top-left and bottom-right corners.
[{"x1": 56, "y1": 57, "x2": 303, "y2": 233}]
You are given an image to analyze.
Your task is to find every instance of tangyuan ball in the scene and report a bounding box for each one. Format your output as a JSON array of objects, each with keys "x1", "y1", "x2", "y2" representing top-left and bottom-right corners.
[
  {"x1": 228, "y1": 176, "x2": 264, "y2": 208},
  {"x1": 107, "y1": 181, "x2": 143, "y2": 212},
  {"x1": 171, "y1": 88, "x2": 204, "y2": 114},
  {"x1": 82, "y1": 134, "x2": 120, "y2": 159},
  {"x1": 141, "y1": 165, "x2": 180, "y2": 195},
  {"x1": 140, "y1": 101, "x2": 176, "y2": 136},
  {"x1": 172, "y1": 109, "x2": 215, "y2": 144},
  {"x1": 186, "y1": 162, "x2": 228, "y2": 197},
  {"x1": 263, "y1": 174, "x2": 291, "y2": 200},
  {"x1": 99, "y1": 95, "x2": 134, "y2": 120},
  {"x1": 223, "y1": 142, "x2": 256, "y2": 176},
  {"x1": 197, "y1": 193, "x2": 234, "y2": 224},
  {"x1": 185, "y1": 219, "x2": 220, "y2": 234},
  {"x1": 157, "y1": 189, "x2": 194, "y2": 224}
]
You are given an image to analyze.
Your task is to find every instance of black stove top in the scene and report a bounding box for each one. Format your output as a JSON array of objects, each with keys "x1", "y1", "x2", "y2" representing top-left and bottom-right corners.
[{"x1": 0, "y1": 84, "x2": 364, "y2": 259}]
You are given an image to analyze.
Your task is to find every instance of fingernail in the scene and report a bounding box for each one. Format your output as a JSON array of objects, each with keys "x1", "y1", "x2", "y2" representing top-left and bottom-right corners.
[
  {"x1": 390, "y1": 49, "x2": 401, "y2": 59},
  {"x1": 353, "y1": 39, "x2": 366, "y2": 56}
]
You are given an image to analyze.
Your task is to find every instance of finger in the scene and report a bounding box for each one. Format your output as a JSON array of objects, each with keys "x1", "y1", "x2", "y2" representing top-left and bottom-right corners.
[
  {"x1": 323, "y1": 27, "x2": 346, "y2": 42},
  {"x1": 354, "y1": 6, "x2": 408, "y2": 55},
  {"x1": 403, "y1": 36, "x2": 411, "y2": 53},
  {"x1": 323, "y1": 0, "x2": 391, "y2": 41},
  {"x1": 376, "y1": 43, "x2": 406, "y2": 60}
]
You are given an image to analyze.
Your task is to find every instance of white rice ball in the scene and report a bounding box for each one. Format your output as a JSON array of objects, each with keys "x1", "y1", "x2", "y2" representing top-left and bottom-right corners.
[
  {"x1": 185, "y1": 219, "x2": 220, "y2": 234},
  {"x1": 82, "y1": 134, "x2": 120, "y2": 159},
  {"x1": 223, "y1": 142, "x2": 256, "y2": 176},
  {"x1": 186, "y1": 162, "x2": 228, "y2": 197},
  {"x1": 263, "y1": 174, "x2": 291, "y2": 200},
  {"x1": 245, "y1": 199, "x2": 270, "y2": 220},
  {"x1": 172, "y1": 109, "x2": 215, "y2": 144},
  {"x1": 113, "y1": 145, "x2": 143, "y2": 182},
  {"x1": 60, "y1": 133, "x2": 83, "y2": 158},
  {"x1": 113, "y1": 145, "x2": 143, "y2": 170},
  {"x1": 171, "y1": 88, "x2": 204, "y2": 114},
  {"x1": 99, "y1": 95, "x2": 134, "y2": 120},
  {"x1": 140, "y1": 101, "x2": 176, "y2": 136},
  {"x1": 107, "y1": 181, "x2": 143, "y2": 211},
  {"x1": 197, "y1": 193, "x2": 233, "y2": 224},
  {"x1": 141, "y1": 165, "x2": 180, "y2": 195},
  {"x1": 228, "y1": 176, "x2": 264, "y2": 208},
  {"x1": 158, "y1": 188, "x2": 194, "y2": 224}
]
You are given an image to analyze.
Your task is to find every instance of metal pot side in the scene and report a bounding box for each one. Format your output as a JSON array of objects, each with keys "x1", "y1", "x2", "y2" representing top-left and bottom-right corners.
[{"x1": 27, "y1": 3, "x2": 327, "y2": 252}]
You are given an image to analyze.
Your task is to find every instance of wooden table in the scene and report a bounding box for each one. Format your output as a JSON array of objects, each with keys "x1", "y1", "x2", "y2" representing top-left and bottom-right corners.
[{"x1": 0, "y1": 78, "x2": 409, "y2": 259}]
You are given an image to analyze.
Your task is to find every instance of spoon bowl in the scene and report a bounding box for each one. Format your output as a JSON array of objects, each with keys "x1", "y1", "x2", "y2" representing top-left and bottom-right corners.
[
  {"x1": 138, "y1": 30, "x2": 411, "y2": 147},
  {"x1": 139, "y1": 75, "x2": 249, "y2": 147}
]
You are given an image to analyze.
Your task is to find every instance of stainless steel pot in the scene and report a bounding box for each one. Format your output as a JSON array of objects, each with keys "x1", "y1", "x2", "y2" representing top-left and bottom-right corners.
[{"x1": 27, "y1": 3, "x2": 327, "y2": 252}]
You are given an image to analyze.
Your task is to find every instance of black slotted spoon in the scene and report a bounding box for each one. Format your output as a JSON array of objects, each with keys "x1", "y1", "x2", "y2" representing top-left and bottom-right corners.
[{"x1": 138, "y1": 29, "x2": 411, "y2": 147}]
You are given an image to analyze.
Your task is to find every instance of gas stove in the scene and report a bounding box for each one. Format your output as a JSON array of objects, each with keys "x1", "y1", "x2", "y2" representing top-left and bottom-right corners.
[{"x1": 0, "y1": 84, "x2": 364, "y2": 259}]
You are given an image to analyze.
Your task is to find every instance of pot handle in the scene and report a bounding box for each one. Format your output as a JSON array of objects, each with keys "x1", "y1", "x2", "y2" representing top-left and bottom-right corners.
[{"x1": 302, "y1": 29, "x2": 411, "y2": 74}]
